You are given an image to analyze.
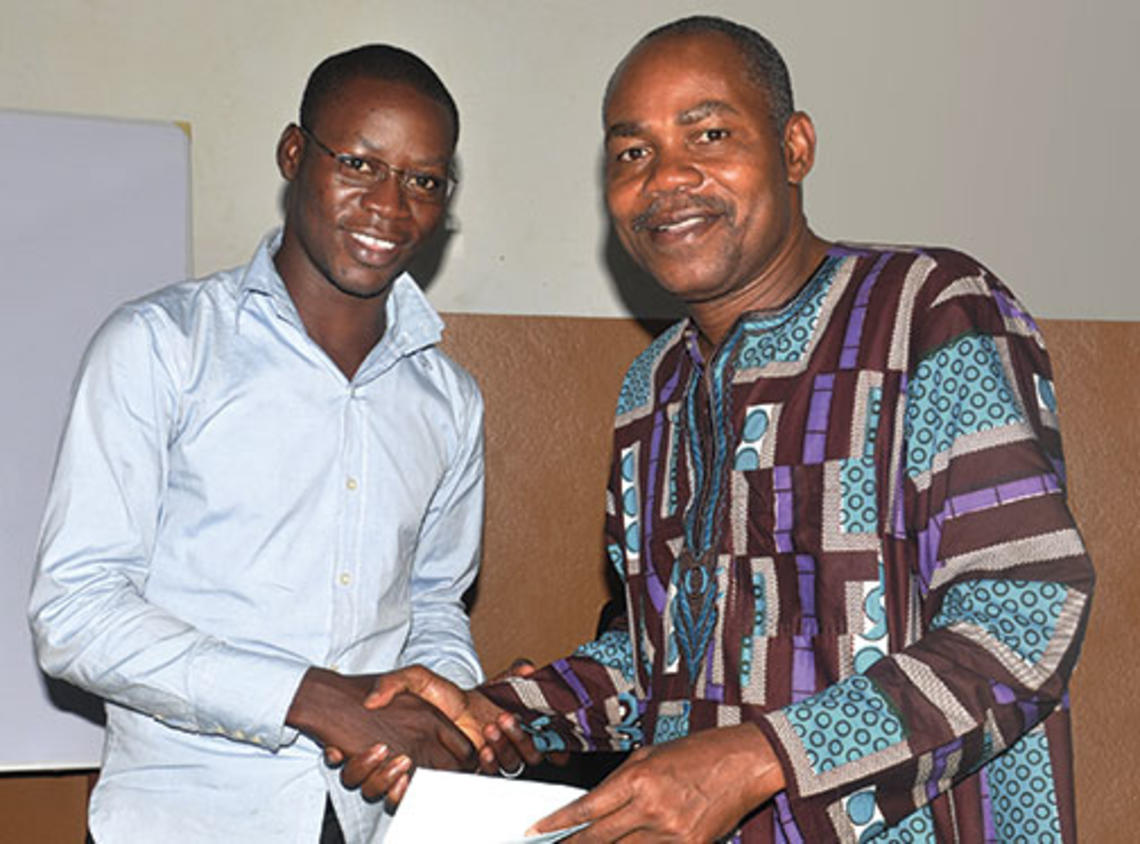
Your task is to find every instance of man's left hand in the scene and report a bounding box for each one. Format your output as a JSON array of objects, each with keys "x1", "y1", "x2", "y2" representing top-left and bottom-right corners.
[{"x1": 529, "y1": 723, "x2": 786, "y2": 842}]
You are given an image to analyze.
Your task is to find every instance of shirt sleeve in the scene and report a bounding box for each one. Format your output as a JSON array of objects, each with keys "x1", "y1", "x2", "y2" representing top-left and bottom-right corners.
[
  {"x1": 397, "y1": 370, "x2": 485, "y2": 689},
  {"x1": 28, "y1": 306, "x2": 310, "y2": 751},
  {"x1": 478, "y1": 451, "x2": 640, "y2": 752},
  {"x1": 753, "y1": 261, "x2": 1095, "y2": 838}
]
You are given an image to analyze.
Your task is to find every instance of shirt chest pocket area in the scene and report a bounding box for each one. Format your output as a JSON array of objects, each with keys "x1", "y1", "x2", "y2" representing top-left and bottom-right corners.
[{"x1": 730, "y1": 459, "x2": 885, "y2": 639}]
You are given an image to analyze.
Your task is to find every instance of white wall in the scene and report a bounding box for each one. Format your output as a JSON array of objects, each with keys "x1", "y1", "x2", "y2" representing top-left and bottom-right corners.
[
  {"x1": 2, "y1": 0, "x2": 1137, "y2": 321},
  {"x1": 1, "y1": 111, "x2": 190, "y2": 768}
]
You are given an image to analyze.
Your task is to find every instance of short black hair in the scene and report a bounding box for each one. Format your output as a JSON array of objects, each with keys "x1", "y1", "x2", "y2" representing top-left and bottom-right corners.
[
  {"x1": 608, "y1": 15, "x2": 794, "y2": 134},
  {"x1": 300, "y1": 44, "x2": 459, "y2": 146}
]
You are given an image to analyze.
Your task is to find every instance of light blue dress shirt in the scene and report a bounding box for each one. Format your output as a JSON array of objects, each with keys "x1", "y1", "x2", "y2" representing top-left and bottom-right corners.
[{"x1": 29, "y1": 231, "x2": 485, "y2": 842}]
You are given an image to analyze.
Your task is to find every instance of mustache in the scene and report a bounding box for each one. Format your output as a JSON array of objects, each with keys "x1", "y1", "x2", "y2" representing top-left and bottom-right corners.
[{"x1": 631, "y1": 193, "x2": 733, "y2": 232}]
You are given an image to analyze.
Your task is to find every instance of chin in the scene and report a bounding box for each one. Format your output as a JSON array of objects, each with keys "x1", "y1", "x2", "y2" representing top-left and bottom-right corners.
[
  {"x1": 329, "y1": 273, "x2": 399, "y2": 300},
  {"x1": 647, "y1": 266, "x2": 726, "y2": 303}
]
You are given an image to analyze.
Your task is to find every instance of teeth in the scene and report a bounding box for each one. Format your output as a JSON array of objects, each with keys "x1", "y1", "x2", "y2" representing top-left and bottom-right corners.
[
  {"x1": 654, "y1": 216, "x2": 708, "y2": 233},
  {"x1": 350, "y1": 232, "x2": 397, "y2": 251}
]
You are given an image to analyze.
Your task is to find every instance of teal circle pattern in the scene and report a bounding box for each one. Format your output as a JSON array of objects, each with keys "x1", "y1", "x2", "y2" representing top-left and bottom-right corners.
[
  {"x1": 841, "y1": 456, "x2": 878, "y2": 533},
  {"x1": 736, "y1": 269, "x2": 831, "y2": 371},
  {"x1": 931, "y1": 579, "x2": 1065, "y2": 663},
  {"x1": 785, "y1": 675, "x2": 904, "y2": 774},
  {"x1": 743, "y1": 407, "x2": 770, "y2": 440},
  {"x1": 621, "y1": 451, "x2": 636, "y2": 482},
  {"x1": 904, "y1": 334, "x2": 1023, "y2": 479},
  {"x1": 575, "y1": 630, "x2": 636, "y2": 682},
  {"x1": 734, "y1": 448, "x2": 760, "y2": 471},
  {"x1": 987, "y1": 730, "x2": 1062, "y2": 843},
  {"x1": 846, "y1": 790, "x2": 877, "y2": 825},
  {"x1": 652, "y1": 702, "x2": 691, "y2": 744}
]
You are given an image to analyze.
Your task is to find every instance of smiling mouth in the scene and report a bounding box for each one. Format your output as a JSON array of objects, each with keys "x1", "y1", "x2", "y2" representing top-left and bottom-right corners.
[
  {"x1": 650, "y1": 214, "x2": 716, "y2": 234},
  {"x1": 348, "y1": 231, "x2": 399, "y2": 253},
  {"x1": 632, "y1": 194, "x2": 730, "y2": 242},
  {"x1": 640, "y1": 212, "x2": 723, "y2": 246}
]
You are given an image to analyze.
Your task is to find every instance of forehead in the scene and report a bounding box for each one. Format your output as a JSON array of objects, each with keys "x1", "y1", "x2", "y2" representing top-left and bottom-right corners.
[
  {"x1": 311, "y1": 75, "x2": 455, "y2": 155},
  {"x1": 605, "y1": 32, "x2": 768, "y2": 129}
]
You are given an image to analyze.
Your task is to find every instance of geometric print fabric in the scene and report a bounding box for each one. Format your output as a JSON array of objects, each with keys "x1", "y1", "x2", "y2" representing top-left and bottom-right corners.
[
  {"x1": 784, "y1": 675, "x2": 906, "y2": 775},
  {"x1": 931, "y1": 579, "x2": 1068, "y2": 665},
  {"x1": 477, "y1": 244, "x2": 1092, "y2": 843},
  {"x1": 904, "y1": 333, "x2": 1023, "y2": 479}
]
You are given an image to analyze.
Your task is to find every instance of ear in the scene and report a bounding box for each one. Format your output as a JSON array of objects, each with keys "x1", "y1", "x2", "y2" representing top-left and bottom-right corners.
[
  {"x1": 783, "y1": 112, "x2": 817, "y2": 185},
  {"x1": 277, "y1": 123, "x2": 304, "y2": 182}
]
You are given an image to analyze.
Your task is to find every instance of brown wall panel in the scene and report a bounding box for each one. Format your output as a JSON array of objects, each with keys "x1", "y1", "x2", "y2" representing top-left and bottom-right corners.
[
  {"x1": 0, "y1": 772, "x2": 91, "y2": 842},
  {"x1": 439, "y1": 314, "x2": 655, "y2": 673},
  {"x1": 4, "y1": 315, "x2": 1135, "y2": 840},
  {"x1": 1041, "y1": 320, "x2": 1140, "y2": 839}
]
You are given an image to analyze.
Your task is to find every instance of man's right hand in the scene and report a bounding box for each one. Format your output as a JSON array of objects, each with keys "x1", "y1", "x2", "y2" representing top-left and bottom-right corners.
[
  {"x1": 365, "y1": 664, "x2": 546, "y2": 771},
  {"x1": 335, "y1": 664, "x2": 546, "y2": 805},
  {"x1": 286, "y1": 667, "x2": 477, "y2": 801}
]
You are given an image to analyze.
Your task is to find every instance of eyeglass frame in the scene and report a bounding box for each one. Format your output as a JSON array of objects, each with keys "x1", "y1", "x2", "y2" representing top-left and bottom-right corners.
[{"x1": 295, "y1": 123, "x2": 457, "y2": 205}]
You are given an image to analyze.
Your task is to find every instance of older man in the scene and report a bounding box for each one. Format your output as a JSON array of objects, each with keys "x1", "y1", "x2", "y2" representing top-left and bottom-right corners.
[
  {"x1": 29, "y1": 45, "x2": 486, "y2": 843},
  {"x1": 365, "y1": 16, "x2": 1093, "y2": 843}
]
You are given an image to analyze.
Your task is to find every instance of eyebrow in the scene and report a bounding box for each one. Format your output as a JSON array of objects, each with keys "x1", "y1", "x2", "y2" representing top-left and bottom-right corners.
[
  {"x1": 605, "y1": 99, "x2": 740, "y2": 141},
  {"x1": 677, "y1": 99, "x2": 739, "y2": 125},
  {"x1": 354, "y1": 136, "x2": 452, "y2": 168}
]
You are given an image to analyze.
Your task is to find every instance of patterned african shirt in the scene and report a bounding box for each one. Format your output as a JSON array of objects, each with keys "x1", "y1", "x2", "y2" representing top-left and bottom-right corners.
[{"x1": 481, "y1": 244, "x2": 1093, "y2": 842}]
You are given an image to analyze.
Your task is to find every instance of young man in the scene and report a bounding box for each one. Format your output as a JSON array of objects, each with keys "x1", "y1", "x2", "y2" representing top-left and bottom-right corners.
[
  {"x1": 363, "y1": 17, "x2": 1094, "y2": 843},
  {"x1": 30, "y1": 45, "x2": 484, "y2": 842}
]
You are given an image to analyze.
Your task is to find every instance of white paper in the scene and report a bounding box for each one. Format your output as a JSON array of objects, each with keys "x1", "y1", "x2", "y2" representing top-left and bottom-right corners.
[{"x1": 385, "y1": 768, "x2": 589, "y2": 843}]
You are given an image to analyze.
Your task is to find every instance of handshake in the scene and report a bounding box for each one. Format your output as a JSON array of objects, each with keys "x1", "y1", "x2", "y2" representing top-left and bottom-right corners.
[
  {"x1": 286, "y1": 662, "x2": 548, "y2": 806},
  {"x1": 286, "y1": 660, "x2": 784, "y2": 841}
]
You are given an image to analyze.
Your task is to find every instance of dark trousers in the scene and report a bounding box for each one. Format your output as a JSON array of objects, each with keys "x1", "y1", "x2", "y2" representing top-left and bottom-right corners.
[{"x1": 320, "y1": 796, "x2": 346, "y2": 844}]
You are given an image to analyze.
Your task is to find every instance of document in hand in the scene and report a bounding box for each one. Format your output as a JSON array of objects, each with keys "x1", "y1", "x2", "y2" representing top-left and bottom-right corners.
[{"x1": 385, "y1": 768, "x2": 590, "y2": 843}]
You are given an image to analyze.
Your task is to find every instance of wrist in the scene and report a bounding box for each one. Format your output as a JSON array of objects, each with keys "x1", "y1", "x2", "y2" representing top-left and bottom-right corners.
[
  {"x1": 737, "y1": 722, "x2": 787, "y2": 804},
  {"x1": 286, "y1": 667, "x2": 350, "y2": 737}
]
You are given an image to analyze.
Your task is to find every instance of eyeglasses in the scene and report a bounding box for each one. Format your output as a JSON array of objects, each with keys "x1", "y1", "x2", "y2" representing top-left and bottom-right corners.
[{"x1": 297, "y1": 123, "x2": 456, "y2": 205}]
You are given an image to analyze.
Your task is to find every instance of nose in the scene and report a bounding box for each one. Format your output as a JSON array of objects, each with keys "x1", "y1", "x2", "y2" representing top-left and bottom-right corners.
[
  {"x1": 644, "y1": 144, "x2": 702, "y2": 194},
  {"x1": 360, "y1": 172, "x2": 411, "y2": 218}
]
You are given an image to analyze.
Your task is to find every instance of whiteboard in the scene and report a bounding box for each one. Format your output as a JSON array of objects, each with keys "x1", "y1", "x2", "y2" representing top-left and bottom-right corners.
[{"x1": 0, "y1": 110, "x2": 190, "y2": 769}]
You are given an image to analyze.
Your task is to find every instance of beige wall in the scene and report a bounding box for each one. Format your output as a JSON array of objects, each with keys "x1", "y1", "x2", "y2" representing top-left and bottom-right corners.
[{"x1": 2, "y1": 1, "x2": 1137, "y2": 319}]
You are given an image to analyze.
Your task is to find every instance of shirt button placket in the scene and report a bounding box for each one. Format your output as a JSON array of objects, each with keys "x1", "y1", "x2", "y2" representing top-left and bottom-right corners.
[{"x1": 332, "y1": 383, "x2": 365, "y2": 667}]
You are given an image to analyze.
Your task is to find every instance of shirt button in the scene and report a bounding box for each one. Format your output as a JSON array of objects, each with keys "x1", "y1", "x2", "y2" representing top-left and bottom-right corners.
[
  {"x1": 339, "y1": 572, "x2": 352, "y2": 586},
  {"x1": 346, "y1": 477, "x2": 358, "y2": 491}
]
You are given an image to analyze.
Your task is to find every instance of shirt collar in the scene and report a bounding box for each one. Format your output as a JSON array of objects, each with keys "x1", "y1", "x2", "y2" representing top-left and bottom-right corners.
[
  {"x1": 234, "y1": 228, "x2": 444, "y2": 368},
  {"x1": 380, "y1": 267, "x2": 445, "y2": 359},
  {"x1": 235, "y1": 228, "x2": 296, "y2": 327},
  {"x1": 680, "y1": 252, "x2": 840, "y2": 369}
]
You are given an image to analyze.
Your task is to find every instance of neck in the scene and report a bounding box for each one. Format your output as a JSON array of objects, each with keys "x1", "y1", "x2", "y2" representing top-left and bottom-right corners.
[
  {"x1": 273, "y1": 240, "x2": 390, "y2": 380},
  {"x1": 689, "y1": 223, "x2": 831, "y2": 355}
]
